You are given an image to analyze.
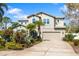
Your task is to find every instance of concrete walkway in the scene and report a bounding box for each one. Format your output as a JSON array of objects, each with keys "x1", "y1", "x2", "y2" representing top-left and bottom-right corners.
[{"x1": 0, "y1": 39, "x2": 77, "y2": 56}]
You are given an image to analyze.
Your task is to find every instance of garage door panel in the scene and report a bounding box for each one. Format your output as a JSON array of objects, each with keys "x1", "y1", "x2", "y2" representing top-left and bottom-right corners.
[{"x1": 43, "y1": 32, "x2": 61, "y2": 41}]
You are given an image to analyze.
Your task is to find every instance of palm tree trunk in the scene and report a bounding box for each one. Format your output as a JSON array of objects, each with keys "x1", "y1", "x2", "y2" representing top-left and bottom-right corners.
[
  {"x1": 4, "y1": 23, "x2": 7, "y2": 30},
  {"x1": 38, "y1": 25, "x2": 41, "y2": 37}
]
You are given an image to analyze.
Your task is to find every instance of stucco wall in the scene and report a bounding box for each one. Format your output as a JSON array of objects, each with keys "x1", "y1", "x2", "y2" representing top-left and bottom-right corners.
[
  {"x1": 55, "y1": 19, "x2": 65, "y2": 28},
  {"x1": 37, "y1": 13, "x2": 55, "y2": 32}
]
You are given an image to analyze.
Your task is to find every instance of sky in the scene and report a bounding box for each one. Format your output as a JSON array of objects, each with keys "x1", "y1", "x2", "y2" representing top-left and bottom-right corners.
[{"x1": 4, "y1": 3, "x2": 69, "y2": 24}]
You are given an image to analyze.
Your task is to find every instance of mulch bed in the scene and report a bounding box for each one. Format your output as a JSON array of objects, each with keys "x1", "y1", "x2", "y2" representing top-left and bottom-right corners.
[{"x1": 68, "y1": 41, "x2": 79, "y2": 54}]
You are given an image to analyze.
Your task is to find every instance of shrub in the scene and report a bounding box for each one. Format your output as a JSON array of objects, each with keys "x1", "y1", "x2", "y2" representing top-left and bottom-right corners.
[
  {"x1": 5, "y1": 42, "x2": 23, "y2": 50},
  {"x1": 2, "y1": 29, "x2": 13, "y2": 42},
  {"x1": 30, "y1": 30, "x2": 38, "y2": 39},
  {"x1": 0, "y1": 38, "x2": 6, "y2": 46},
  {"x1": 21, "y1": 29, "x2": 26, "y2": 33},
  {"x1": 14, "y1": 31, "x2": 26, "y2": 44},
  {"x1": 0, "y1": 46, "x2": 5, "y2": 50},
  {"x1": 15, "y1": 43, "x2": 23, "y2": 50},
  {"x1": 0, "y1": 30, "x2": 4, "y2": 36},
  {"x1": 63, "y1": 33, "x2": 74, "y2": 41},
  {"x1": 5, "y1": 42, "x2": 15, "y2": 48},
  {"x1": 24, "y1": 36, "x2": 33, "y2": 45},
  {"x1": 0, "y1": 46, "x2": 5, "y2": 49}
]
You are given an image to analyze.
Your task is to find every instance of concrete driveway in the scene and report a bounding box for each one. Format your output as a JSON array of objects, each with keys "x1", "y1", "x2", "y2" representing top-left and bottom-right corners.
[{"x1": 0, "y1": 39, "x2": 77, "y2": 56}]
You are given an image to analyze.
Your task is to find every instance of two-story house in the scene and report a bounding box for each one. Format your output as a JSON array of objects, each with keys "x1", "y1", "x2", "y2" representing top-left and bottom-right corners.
[{"x1": 18, "y1": 12, "x2": 66, "y2": 40}]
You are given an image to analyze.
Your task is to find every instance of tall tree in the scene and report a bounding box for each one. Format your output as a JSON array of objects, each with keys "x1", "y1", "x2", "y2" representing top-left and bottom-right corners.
[
  {"x1": 26, "y1": 23, "x2": 36, "y2": 36},
  {"x1": 0, "y1": 3, "x2": 8, "y2": 22},
  {"x1": 34, "y1": 20, "x2": 44, "y2": 37},
  {"x1": 62, "y1": 3, "x2": 79, "y2": 33},
  {"x1": 0, "y1": 22, "x2": 4, "y2": 30},
  {"x1": 26, "y1": 23, "x2": 36, "y2": 31},
  {"x1": 63, "y1": 3, "x2": 79, "y2": 20},
  {"x1": 2, "y1": 17, "x2": 11, "y2": 30}
]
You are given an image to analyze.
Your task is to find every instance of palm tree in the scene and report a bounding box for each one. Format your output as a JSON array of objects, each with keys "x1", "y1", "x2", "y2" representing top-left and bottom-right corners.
[
  {"x1": 2, "y1": 17, "x2": 11, "y2": 30},
  {"x1": 34, "y1": 20, "x2": 44, "y2": 38},
  {"x1": 26, "y1": 23, "x2": 36, "y2": 36},
  {"x1": 0, "y1": 3, "x2": 8, "y2": 22},
  {"x1": 11, "y1": 22, "x2": 20, "y2": 29},
  {"x1": 26, "y1": 23, "x2": 36, "y2": 31},
  {"x1": 0, "y1": 22, "x2": 4, "y2": 30}
]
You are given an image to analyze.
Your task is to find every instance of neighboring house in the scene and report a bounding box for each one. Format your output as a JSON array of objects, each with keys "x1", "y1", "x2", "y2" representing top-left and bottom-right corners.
[
  {"x1": 13, "y1": 20, "x2": 28, "y2": 32},
  {"x1": 18, "y1": 12, "x2": 66, "y2": 40}
]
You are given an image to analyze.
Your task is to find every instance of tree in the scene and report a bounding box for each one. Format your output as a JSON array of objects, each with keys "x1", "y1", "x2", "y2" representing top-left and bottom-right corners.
[
  {"x1": 65, "y1": 3, "x2": 79, "y2": 19},
  {"x1": 2, "y1": 17, "x2": 11, "y2": 30},
  {"x1": 0, "y1": 22, "x2": 4, "y2": 30},
  {"x1": 26, "y1": 23, "x2": 36, "y2": 31},
  {"x1": 34, "y1": 20, "x2": 44, "y2": 37},
  {"x1": 11, "y1": 22, "x2": 20, "y2": 29},
  {"x1": 66, "y1": 20, "x2": 79, "y2": 33},
  {"x1": 0, "y1": 3, "x2": 8, "y2": 22},
  {"x1": 26, "y1": 23, "x2": 36, "y2": 36},
  {"x1": 62, "y1": 4, "x2": 79, "y2": 33}
]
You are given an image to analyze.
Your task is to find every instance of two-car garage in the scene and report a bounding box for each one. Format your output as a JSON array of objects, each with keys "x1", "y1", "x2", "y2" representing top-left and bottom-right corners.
[{"x1": 42, "y1": 31, "x2": 62, "y2": 41}]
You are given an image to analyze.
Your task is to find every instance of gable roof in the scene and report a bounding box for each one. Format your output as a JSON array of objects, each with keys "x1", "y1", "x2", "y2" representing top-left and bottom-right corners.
[
  {"x1": 27, "y1": 14, "x2": 41, "y2": 19},
  {"x1": 27, "y1": 12, "x2": 65, "y2": 19},
  {"x1": 36, "y1": 12, "x2": 56, "y2": 18}
]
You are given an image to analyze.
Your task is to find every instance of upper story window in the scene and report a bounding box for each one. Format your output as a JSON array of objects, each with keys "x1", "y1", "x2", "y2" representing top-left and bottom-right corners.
[
  {"x1": 43, "y1": 19, "x2": 50, "y2": 24},
  {"x1": 32, "y1": 18, "x2": 36, "y2": 23},
  {"x1": 47, "y1": 19, "x2": 49, "y2": 24}
]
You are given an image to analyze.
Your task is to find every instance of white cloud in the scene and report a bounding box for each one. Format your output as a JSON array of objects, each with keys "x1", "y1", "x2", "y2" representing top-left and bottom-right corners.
[
  {"x1": 8, "y1": 8, "x2": 22, "y2": 15},
  {"x1": 7, "y1": 7, "x2": 28, "y2": 20},
  {"x1": 13, "y1": 15, "x2": 28, "y2": 19}
]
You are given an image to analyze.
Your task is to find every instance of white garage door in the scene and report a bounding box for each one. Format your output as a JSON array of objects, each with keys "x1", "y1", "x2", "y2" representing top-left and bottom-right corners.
[{"x1": 42, "y1": 32, "x2": 61, "y2": 41}]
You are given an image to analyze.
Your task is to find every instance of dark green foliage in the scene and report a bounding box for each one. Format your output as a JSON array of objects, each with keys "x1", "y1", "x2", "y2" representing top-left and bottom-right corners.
[
  {"x1": 0, "y1": 3, "x2": 8, "y2": 22},
  {"x1": 26, "y1": 23, "x2": 36, "y2": 31},
  {"x1": 63, "y1": 33, "x2": 74, "y2": 41},
  {"x1": 30, "y1": 30, "x2": 38, "y2": 39}
]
